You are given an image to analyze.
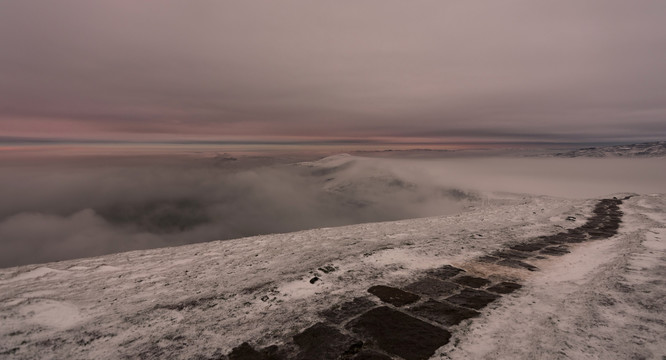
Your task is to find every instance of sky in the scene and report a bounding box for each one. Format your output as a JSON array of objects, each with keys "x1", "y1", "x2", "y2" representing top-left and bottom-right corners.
[{"x1": 1, "y1": 0, "x2": 665, "y2": 147}]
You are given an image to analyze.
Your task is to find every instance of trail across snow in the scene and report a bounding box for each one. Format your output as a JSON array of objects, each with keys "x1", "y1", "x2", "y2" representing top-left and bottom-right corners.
[
  {"x1": 440, "y1": 194, "x2": 666, "y2": 360},
  {"x1": 0, "y1": 194, "x2": 664, "y2": 359}
]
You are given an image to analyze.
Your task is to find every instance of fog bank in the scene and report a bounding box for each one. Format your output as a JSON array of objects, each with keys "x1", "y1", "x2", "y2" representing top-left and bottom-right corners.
[
  {"x1": 0, "y1": 154, "x2": 473, "y2": 268},
  {"x1": 1, "y1": 153, "x2": 664, "y2": 268}
]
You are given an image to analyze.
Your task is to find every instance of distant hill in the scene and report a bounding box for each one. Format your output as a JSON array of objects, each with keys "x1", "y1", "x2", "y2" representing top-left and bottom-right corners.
[{"x1": 547, "y1": 141, "x2": 666, "y2": 158}]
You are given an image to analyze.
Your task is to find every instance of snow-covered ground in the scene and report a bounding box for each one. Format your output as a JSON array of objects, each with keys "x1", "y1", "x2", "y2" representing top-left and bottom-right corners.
[
  {"x1": 0, "y1": 191, "x2": 664, "y2": 359},
  {"x1": 439, "y1": 194, "x2": 666, "y2": 359}
]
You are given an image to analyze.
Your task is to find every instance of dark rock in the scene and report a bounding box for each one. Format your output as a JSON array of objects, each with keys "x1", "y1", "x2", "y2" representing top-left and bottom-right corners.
[
  {"x1": 509, "y1": 242, "x2": 548, "y2": 252},
  {"x1": 486, "y1": 282, "x2": 522, "y2": 294},
  {"x1": 318, "y1": 265, "x2": 336, "y2": 274},
  {"x1": 228, "y1": 343, "x2": 263, "y2": 360},
  {"x1": 426, "y1": 265, "x2": 465, "y2": 280},
  {"x1": 347, "y1": 350, "x2": 393, "y2": 359},
  {"x1": 493, "y1": 249, "x2": 531, "y2": 260},
  {"x1": 496, "y1": 259, "x2": 539, "y2": 271},
  {"x1": 445, "y1": 289, "x2": 500, "y2": 310},
  {"x1": 228, "y1": 343, "x2": 285, "y2": 360},
  {"x1": 540, "y1": 245, "x2": 570, "y2": 256},
  {"x1": 404, "y1": 278, "x2": 461, "y2": 298},
  {"x1": 293, "y1": 323, "x2": 358, "y2": 360},
  {"x1": 452, "y1": 275, "x2": 491, "y2": 289},
  {"x1": 367, "y1": 286, "x2": 420, "y2": 307},
  {"x1": 476, "y1": 255, "x2": 500, "y2": 263},
  {"x1": 346, "y1": 306, "x2": 451, "y2": 360},
  {"x1": 320, "y1": 298, "x2": 377, "y2": 324},
  {"x1": 540, "y1": 232, "x2": 574, "y2": 244},
  {"x1": 340, "y1": 341, "x2": 364, "y2": 358},
  {"x1": 566, "y1": 216, "x2": 577, "y2": 221},
  {"x1": 309, "y1": 277, "x2": 319, "y2": 284},
  {"x1": 563, "y1": 230, "x2": 587, "y2": 243},
  {"x1": 409, "y1": 299, "x2": 480, "y2": 326},
  {"x1": 587, "y1": 229, "x2": 616, "y2": 239}
]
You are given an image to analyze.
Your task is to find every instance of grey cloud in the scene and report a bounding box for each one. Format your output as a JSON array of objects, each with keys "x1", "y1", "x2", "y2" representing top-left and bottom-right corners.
[
  {"x1": 1, "y1": 1, "x2": 665, "y2": 142},
  {"x1": 0, "y1": 156, "x2": 473, "y2": 268}
]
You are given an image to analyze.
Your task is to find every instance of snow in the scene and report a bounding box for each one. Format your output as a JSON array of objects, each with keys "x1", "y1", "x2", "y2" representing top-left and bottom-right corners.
[
  {"x1": 439, "y1": 194, "x2": 666, "y2": 360},
  {"x1": 2, "y1": 266, "x2": 67, "y2": 283},
  {"x1": 19, "y1": 300, "x2": 84, "y2": 330},
  {"x1": 0, "y1": 193, "x2": 663, "y2": 359}
]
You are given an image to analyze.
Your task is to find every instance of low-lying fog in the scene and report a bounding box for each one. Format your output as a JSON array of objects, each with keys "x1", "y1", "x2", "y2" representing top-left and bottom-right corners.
[{"x1": 1, "y1": 152, "x2": 664, "y2": 268}]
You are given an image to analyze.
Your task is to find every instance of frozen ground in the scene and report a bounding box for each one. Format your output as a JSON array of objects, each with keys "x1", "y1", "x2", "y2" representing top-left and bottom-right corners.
[{"x1": 0, "y1": 191, "x2": 664, "y2": 359}]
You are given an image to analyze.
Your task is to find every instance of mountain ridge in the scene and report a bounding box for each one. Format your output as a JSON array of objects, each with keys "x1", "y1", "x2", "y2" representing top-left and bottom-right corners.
[{"x1": 545, "y1": 141, "x2": 666, "y2": 158}]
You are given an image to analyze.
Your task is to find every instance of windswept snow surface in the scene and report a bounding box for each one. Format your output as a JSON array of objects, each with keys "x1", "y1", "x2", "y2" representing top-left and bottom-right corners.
[{"x1": 0, "y1": 194, "x2": 664, "y2": 359}]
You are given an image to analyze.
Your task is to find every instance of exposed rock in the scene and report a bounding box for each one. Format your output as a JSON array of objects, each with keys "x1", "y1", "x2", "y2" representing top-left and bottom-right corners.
[
  {"x1": 367, "y1": 286, "x2": 420, "y2": 307},
  {"x1": 409, "y1": 299, "x2": 481, "y2": 326},
  {"x1": 445, "y1": 289, "x2": 500, "y2": 310},
  {"x1": 426, "y1": 265, "x2": 466, "y2": 280},
  {"x1": 452, "y1": 276, "x2": 491, "y2": 289},
  {"x1": 404, "y1": 277, "x2": 461, "y2": 298},
  {"x1": 293, "y1": 323, "x2": 359, "y2": 360},
  {"x1": 346, "y1": 306, "x2": 451, "y2": 360},
  {"x1": 486, "y1": 282, "x2": 522, "y2": 294},
  {"x1": 320, "y1": 298, "x2": 377, "y2": 324}
]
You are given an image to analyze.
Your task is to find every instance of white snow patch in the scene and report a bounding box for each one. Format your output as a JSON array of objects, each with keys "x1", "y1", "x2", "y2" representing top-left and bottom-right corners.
[
  {"x1": 3, "y1": 298, "x2": 25, "y2": 307},
  {"x1": 7, "y1": 267, "x2": 66, "y2": 282},
  {"x1": 538, "y1": 239, "x2": 619, "y2": 284},
  {"x1": 172, "y1": 259, "x2": 194, "y2": 266},
  {"x1": 19, "y1": 299, "x2": 83, "y2": 329},
  {"x1": 362, "y1": 248, "x2": 453, "y2": 274},
  {"x1": 278, "y1": 278, "x2": 331, "y2": 299},
  {"x1": 95, "y1": 265, "x2": 121, "y2": 272},
  {"x1": 644, "y1": 228, "x2": 666, "y2": 251},
  {"x1": 20, "y1": 290, "x2": 56, "y2": 298},
  {"x1": 68, "y1": 265, "x2": 90, "y2": 271}
]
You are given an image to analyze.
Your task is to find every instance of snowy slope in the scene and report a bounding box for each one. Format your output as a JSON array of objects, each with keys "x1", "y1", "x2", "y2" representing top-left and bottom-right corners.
[{"x1": 1, "y1": 193, "x2": 664, "y2": 359}]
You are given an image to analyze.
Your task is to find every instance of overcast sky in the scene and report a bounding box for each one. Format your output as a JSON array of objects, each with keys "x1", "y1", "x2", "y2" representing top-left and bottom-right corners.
[{"x1": 1, "y1": 1, "x2": 665, "y2": 146}]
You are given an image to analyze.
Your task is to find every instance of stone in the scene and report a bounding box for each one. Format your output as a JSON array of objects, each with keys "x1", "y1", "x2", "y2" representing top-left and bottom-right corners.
[
  {"x1": 493, "y1": 250, "x2": 531, "y2": 260},
  {"x1": 367, "y1": 286, "x2": 420, "y2": 307},
  {"x1": 445, "y1": 289, "x2": 500, "y2": 310},
  {"x1": 404, "y1": 278, "x2": 461, "y2": 298},
  {"x1": 486, "y1": 282, "x2": 522, "y2": 294},
  {"x1": 320, "y1": 297, "x2": 377, "y2": 324},
  {"x1": 451, "y1": 275, "x2": 491, "y2": 289},
  {"x1": 540, "y1": 246, "x2": 570, "y2": 256},
  {"x1": 426, "y1": 265, "x2": 465, "y2": 280},
  {"x1": 509, "y1": 242, "x2": 548, "y2": 252},
  {"x1": 348, "y1": 350, "x2": 393, "y2": 359},
  {"x1": 228, "y1": 343, "x2": 263, "y2": 360},
  {"x1": 409, "y1": 299, "x2": 480, "y2": 326},
  {"x1": 346, "y1": 306, "x2": 451, "y2": 360},
  {"x1": 293, "y1": 323, "x2": 358, "y2": 360},
  {"x1": 228, "y1": 343, "x2": 284, "y2": 360},
  {"x1": 476, "y1": 255, "x2": 500, "y2": 263},
  {"x1": 318, "y1": 265, "x2": 336, "y2": 274},
  {"x1": 496, "y1": 259, "x2": 539, "y2": 271}
]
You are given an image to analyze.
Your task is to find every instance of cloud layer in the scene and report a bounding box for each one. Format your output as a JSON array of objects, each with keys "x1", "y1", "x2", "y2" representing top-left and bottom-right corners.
[
  {"x1": 0, "y1": 155, "x2": 474, "y2": 268},
  {"x1": 1, "y1": 1, "x2": 665, "y2": 143},
  {"x1": 2, "y1": 151, "x2": 665, "y2": 268}
]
